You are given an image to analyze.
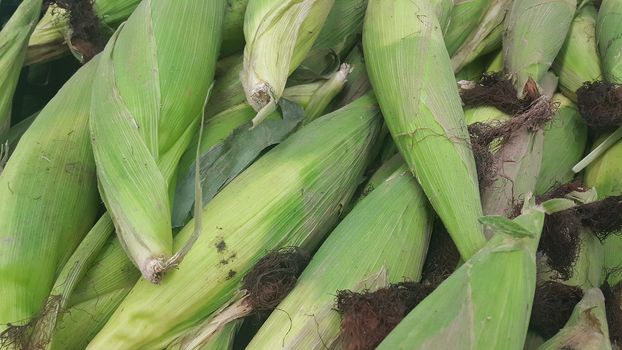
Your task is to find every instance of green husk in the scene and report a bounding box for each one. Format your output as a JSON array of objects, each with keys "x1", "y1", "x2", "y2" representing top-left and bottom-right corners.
[
  {"x1": 553, "y1": 4, "x2": 602, "y2": 101},
  {"x1": 358, "y1": 153, "x2": 403, "y2": 200},
  {"x1": 26, "y1": 0, "x2": 249, "y2": 65},
  {"x1": 448, "y1": 0, "x2": 510, "y2": 72},
  {"x1": 87, "y1": 95, "x2": 380, "y2": 349},
  {"x1": 597, "y1": 0, "x2": 622, "y2": 84},
  {"x1": 241, "y1": 0, "x2": 335, "y2": 126},
  {"x1": 88, "y1": 0, "x2": 226, "y2": 283},
  {"x1": 27, "y1": 214, "x2": 115, "y2": 349},
  {"x1": 454, "y1": 56, "x2": 488, "y2": 82},
  {"x1": 503, "y1": 0, "x2": 576, "y2": 97},
  {"x1": 363, "y1": 0, "x2": 485, "y2": 260},
  {"x1": 329, "y1": 45, "x2": 372, "y2": 110},
  {"x1": 538, "y1": 288, "x2": 612, "y2": 350},
  {"x1": 0, "y1": 0, "x2": 42, "y2": 138},
  {"x1": 486, "y1": 50, "x2": 503, "y2": 72},
  {"x1": 167, "y1": 319, "x2": 242, "y2": 350},
  {"x1": 377, "y1": 199, "x2": 546, "y2": 350},
  {"x1": 246, "y1": 166, "x2": 433, "y2": 349},
  {"x1": 0, "y1": 112, "x2": 37, "y2": 157},
  {"x1": 536, "y1": 94, "x2": 588, "y2": 195},
  {"x1": 0, "y1": 59, "x2": 99, "y2": 332}
]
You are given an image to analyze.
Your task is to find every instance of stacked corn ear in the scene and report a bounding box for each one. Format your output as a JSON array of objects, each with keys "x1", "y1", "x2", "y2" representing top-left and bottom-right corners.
[
  {"x1": 503, "y1": 0, "x2": 576, "y2": 96},
  {"x1": 26, "y1": 0, "x2": 250, "y2": 65},
  {"x1": 552, "y1": 3, "x2": 602, "y2": 101},
  {"x1": 88, "y1": 0, "x2": 226, "y2": 283},
  {"x1": 241, "y1": 0, "x2": 335, "y2": 125},
  {"x1": 481, "y1": 0, "x2": 575, "y2": 218},
  {"x1": 87, "y1": 95, "x2": 380, "y2": 349},
  {"x1": 597, "y1": 0, "x2": 622, "y2": 84},
  {"x1": 377, "y1": 199, "x2": 546, "y2": 350},
  {"x1": 536, "y1": 94, "x2": 588, "y2": 195},
  {"x1": 364, "y1": 0, "x2": 486, "y2": 260},
  {"x1": 0, "y1": 0, "x2": 42, "y2": 139},
  {"x1": 27, "y1": 214, "x2": 115, "y2": 349},
  {"x1": 246, "y1": 165, "x2": 433, "y2": 349},
  {"x1": 584, "y1": 137, "x2": 622, "y2": 286},
  {"x1": 49, "y1": 239, "x2": 140, "y2": 350},
  {"x1": 0, "y1": 57, "x2": 100, "y2": 333},
  {"x1": 538, "y1": 288, "x2": 612, "y2": 350},
  {"x1": 449, "y1": 0, "x2": 511, "y2": 72}
]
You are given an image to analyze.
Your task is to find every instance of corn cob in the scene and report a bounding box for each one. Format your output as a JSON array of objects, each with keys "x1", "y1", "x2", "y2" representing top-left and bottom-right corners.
[
  {"x1": 448, "y1": 0, "x2": 511, "y2": 72},
  {"x1": 246, "y1": 165, "x2": 433, "y2": 349},
  {"x1": 538, "y1": 288, "x2": 612, "y2": 350},
  {"x1": 0, "y1": 58, "x2": 99, "y2": 332},
  {"x1": 552, "y1": 3, "x2": 602, "y2": 101},
  {"x1": 504, "y1": 0, "x2": 576, "y2": 97},
  {"x1": 597, "y1": 0, "x2": 622, "y2": 84},
  {"x1": 241, "y1": 0, "x2": 335, "y2": 125},
  {"x1": 87, "y1": 95, "x2": 380, "y2": 349},
  {"x1": 88, "y1": 0, "x2": 226, "y2": 283},
  {"x1": 26, "y1": 0, "x2": 250, "y2": 65},
  {"x1": 377, "y1": 198, "x2": 546, "y2": 350},
  {"x1": 0, "y1": 0, "x2": 42, "y2": 139},
  {"x1": 364, "y1": 0, "x2": 485, "y2": 260}
]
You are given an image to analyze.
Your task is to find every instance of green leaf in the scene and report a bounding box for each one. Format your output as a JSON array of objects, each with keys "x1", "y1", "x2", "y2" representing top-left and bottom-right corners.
[
  {"x1": 172, "y1": 99, "x2": 306, "y2": 227},
  {"x1": 478, "y1": 215, "x2": 535, "y2": 238}
]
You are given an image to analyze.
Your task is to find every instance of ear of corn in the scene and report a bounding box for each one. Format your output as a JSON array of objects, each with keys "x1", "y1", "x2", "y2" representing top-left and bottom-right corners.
[
  {"x1": 597, "y1": 0, "x2": 622, "y2": 84},
  {"x1": 241, "y1": 0, "x2": 335, "y2": 125},
  {"x1": 553, "y1": 4, "x2": 602, "y2": 101},
  {"x1": 28, "y1": 214, "x2": 115, "y2": 349},
  {"x1": 538, "y1": 288, "x2": 612, "y2": 350},
  {"x1": 0, "y1": 0, "x2": 42, "y2": 138},
  {"x1": 536, "y1": 94, "x2": 588, "y2": 194},
  {"x1": 27, "y1": 0, "x2": 249, "y2": 65},
  {"x1": 88, "y1": 0, "x2": 226, "y2": 283},
  {"x1": 0, "y1": 59, "x2": 100, "y2": 331},
  {"x1": 504, "y1": 0, "x2": 576, "y2": 96},
  {"x1": 246, "y1": 165, "x2": 433, "y2": 349},
  {"x1": 364, "y1": 0, "x2": 485, "y2": 260},
  {"x1": 377, "y1": 200, "x2": 546, "y2": 350},
  {"x1": 448, "y1": 0, "x2": 510, "y2": 72},
  {"x1": 87, "y1": 95, "x2": 381, "y2": 349}
]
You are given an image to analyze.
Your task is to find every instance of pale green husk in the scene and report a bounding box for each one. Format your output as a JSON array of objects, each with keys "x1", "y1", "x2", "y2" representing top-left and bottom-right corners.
[
  {"x1": 538, "y1": 288, "x2": 612, "y2": 350},
  {"x1": 363, "y1": 0, "x2": 485, "y2": 260},
  {"x1": 597, "y1": 0, "x2": 622, "y2": 84},
  {"x1": 88, "y1": 0, "x2": 226, "y2": 283},
  {"x1": 0, "y1": 0, "x2": 42, "y2": 138},
  {"x1": 377, "y1": 201, "x2": 546, "y2": 350},
  {"x1": 241, "y1": 0, "x2": 335, "y2": 123},
  {"x1": 87, "y1": 95, "x2": 380, "y2": 349},
  {"x1": 247, "y1": 166, "x2": 433, "y2": 349},
  {"x1": 503, "y1": 0, "x2": 576, "y2": 96},
  {"x1": 0, "y1": 58, "x2": 99, "y2": 331},
  {"x1": 553, "y1": 4, "x2": 602, "y2": 101}
]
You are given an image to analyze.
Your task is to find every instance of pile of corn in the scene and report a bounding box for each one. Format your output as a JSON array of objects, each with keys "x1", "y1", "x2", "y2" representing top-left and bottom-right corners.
[{"x1": 1, "y1": 0, "x2": 622, "y2": 349}]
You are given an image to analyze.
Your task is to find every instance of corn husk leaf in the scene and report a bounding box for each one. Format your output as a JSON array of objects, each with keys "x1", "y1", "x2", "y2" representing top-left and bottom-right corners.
[
  {"x1": 241, "y1": 0, "x2": 335, "y2": 125},
  {"x1": 363, "y1": 0, "x2": 485, "y2": 260},
  {"x1": 597, "y1": 0, "x2": 622, "y2": 83},
  {"x1": 87, "y1": 95, "x2": 380, "y2": 349},
  {"x1": 377, "y1": 200, "x2": 546, "y2": 350},
  {"x1": 553, "y1": 4, "x2": 602, "y2": 101},
  {"x1": 247, "y1": 166, "x2": 433, "y2": 349},
  {"x1": 538, "y1": 288, "x2": 612, "y2": 350},
  {"x1": 504, "y1": 0, "x2": 576, "y2": 96},
  {"x1": 0, "y1": 59, "x2": 99, "y2": 331},
  {"x1": 0, "y1": 0, "x2": 42, "y2": 138},
  {"x1": 88, "y1": 0, "x2": 226, "y2": 283}
]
